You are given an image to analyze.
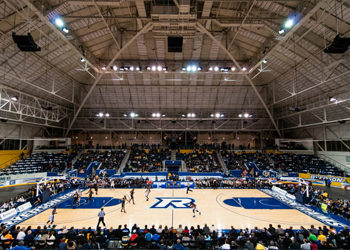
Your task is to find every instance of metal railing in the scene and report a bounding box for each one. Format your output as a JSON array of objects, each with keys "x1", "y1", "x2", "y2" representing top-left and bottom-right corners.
[
  {"x1": 217, "y1": 150, "x2": 229, "y2": 175},
  {"x1": 316, "y1": 152, "x2": 350, "y2": 175}
]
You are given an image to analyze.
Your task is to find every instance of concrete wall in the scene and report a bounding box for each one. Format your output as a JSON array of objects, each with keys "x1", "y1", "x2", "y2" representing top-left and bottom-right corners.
[
  {"x1": 71, "y1": 132, "x2": 260, "y2": 148},
  {"x1": 318, "y1": 151, "x2": 350, "y2": 168}
]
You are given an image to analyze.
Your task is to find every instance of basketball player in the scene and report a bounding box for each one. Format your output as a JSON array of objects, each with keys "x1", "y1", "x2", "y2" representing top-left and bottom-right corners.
[
  {"x1": 129, "y1": 189, "x2": 135, "y2": 204},
  {"x1": 190, "y1": 201, "x2": 201, "y2": 218},
  {"x1": 186, "y1": 183, "x2": 193, "y2": 194},
  {"x1": 76, "y1": 189, "x2": 83, "y2": 207},
  {"x1": 94, "y1": 181, "x2": 99, "y2": 195},
  {"x1": 121, "y1": 195, "x2": 127, "y2": 213},
  {"x1": 145, "y1": 187, "x2": 151, "y2": 201},
  {"x1": 85, "y1": 188, "x2": 94, "y2": 204},
  {"x1": 71, "y1": 191, "x2": 79, "y2": 208},
  {"x1": 46, "y1": 206, "x2": 57, "y2": 228},
  {"x1": 110, "y1": 179, "x2": 115, "y2": 190}
]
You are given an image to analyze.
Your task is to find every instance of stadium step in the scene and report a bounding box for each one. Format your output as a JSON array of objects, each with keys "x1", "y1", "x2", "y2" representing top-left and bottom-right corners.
[{"x1": 171, "y1": 149, "x2": 176, "y2": 161}]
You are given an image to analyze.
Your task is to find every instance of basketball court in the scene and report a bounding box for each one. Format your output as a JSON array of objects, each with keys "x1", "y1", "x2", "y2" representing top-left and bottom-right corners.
[{"x1": 17, "y1": 189, "x2": 324, "y2": 230}]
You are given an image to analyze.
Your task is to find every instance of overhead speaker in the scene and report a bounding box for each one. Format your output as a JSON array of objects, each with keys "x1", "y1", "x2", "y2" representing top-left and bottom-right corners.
[
  {"x1": 324, "y1": 35, "x2": 350, "y2": 54},
  {"x1": 168, "y1": 36, "x2": 183, "y2": 52},
  {"x1": 12, "y1": 32, "x2": 41, "y2": 52}
]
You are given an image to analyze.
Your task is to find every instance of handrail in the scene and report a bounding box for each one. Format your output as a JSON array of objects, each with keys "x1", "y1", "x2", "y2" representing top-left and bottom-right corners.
[
  {"x1": 118, "y1": 150, "x2": 130, "y2": 175},
  {"x1": 217, "y1": 150, "x2": 229, "y2": 175},
  {"x1": 0, "y1": 153, "x2": 27, "y2": 169},
  {"x1": 316, "y1": 152, "x2": 350, "y2": 175}
]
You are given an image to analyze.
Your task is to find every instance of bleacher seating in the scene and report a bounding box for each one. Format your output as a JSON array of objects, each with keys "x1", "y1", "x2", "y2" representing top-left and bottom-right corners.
[
  {"x1": 221, "y1": 151, "x2": 273, "y2": 171},
  {"x1": 271, "y1": 153, "x2": 344, "y2": 176},
  {"x1": 73, "y1": 150, "x2": 125, "y2": 170},
  {"x1": 124, "y1": 149, "x2": 170, "y2": 172},
  {"x1": 0, "y1": 152, "x2": 76, "y2": 176},
  {"x1": 178, "y1": 150, "x2": 223, "y2": 172}
]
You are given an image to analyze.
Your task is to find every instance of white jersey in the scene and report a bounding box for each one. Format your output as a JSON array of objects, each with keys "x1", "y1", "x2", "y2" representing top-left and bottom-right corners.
[
  {"x1": 111, "y1": 180, "x2": 115, "y2": 187},
  {"x1": 145, "y1": 189, "x2": 150, "y2": 196}
]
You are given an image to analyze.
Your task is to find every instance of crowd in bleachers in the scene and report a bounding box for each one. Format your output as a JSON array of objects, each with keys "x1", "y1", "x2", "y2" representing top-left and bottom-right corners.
[
  {"x1": 123, "y1": 149, "x2": 170, "y2": 172},
  {"x1": 195, "y1": 178, "x2": 272, "y2": 189},
  {"x1": 1, "y1": 222, "x2": 349, "y2": 250},
  {"x1": 177, "y1": 150, "x2": 223, "y2": 173},
  {"x1": 221, "y1": 151, "x2": 274, "y2": 171},
  {"x1": 73, "y1": 150, "x2": 125, "y2": 170},
  {"x1": 271, "y1": 154, "x2": 344, "y2": 176},
  {"x1": 0, "y1": 152, "x2": 77, "y2": 176}
]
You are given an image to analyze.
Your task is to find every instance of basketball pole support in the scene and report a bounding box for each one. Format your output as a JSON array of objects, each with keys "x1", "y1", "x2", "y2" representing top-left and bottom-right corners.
[{"x1": 36, "y1": 176, "x2": 67, "y2": 196}]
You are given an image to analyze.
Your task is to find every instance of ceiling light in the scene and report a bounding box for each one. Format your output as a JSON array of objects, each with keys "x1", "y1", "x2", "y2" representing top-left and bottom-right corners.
[
  {"x1": 102, "y1": 66, "x2": 106, "y2": 70},
  {"x1": 105, "y1": 113, "x2": 110, "y2": 117},
  {"x1": 62, "y1": 27, "x2": 69, "y2": 33},
  {"x1": 197, "y1": 67, "x2": 202, "y2": 71},
  {"x1": 182, "y1": 67, "x2": 187, "y2": 71},
  {"x1": 221, "y1": 114, "x2": 225, "y2": 117},
  {"x1": 209, "y1": 67, "x2": 213, "y2": 71},
  {"x1": 152, "y1": 66, "x2": 156, "y2": 71},
  {"x1": 152, "y1": 113, "x2": 156, "y2": 117},
  {"x1": 162, "y1": 113, "x2": 166, "y2": 117},
  {"x1": 215, "y1": 113, "x2": 220, "y2": 118},
  {"x1": 123, "y1": 113, "x2": 127, "y2": 117},
  {"x1": 113, "y1": 65, "x2": 118, "y2": 71},
  {"x1": 162, "y1": 67, "x2": 167, "y2": 71},
  {"x1": 187, "y1": 113, "x2": 191, "y2": 117},
  {"x1": 120, "y1": 67, "x2": 124, "y2": 71},
  {"x1": 147, "y1": 66, "x2": 151, "y2": 70},
  {"x1": 263, "y1": 59, "x2": 267, "y2": 63},
  {"x1": 157, "y1": 66, "x2": 162, "y2": 71},
  {"x1": 124, "y1": 67, "x2": 129, "y2": 71},
  {"x1": 249, "y1": 114, "x2": 253, "y2": 117},
  {"x1": 136, "y1": 66, "x2": 141, "y2": 71},
  {"x1": 11, "y1": 96, "x2": 18, "y2": 101},
  {"x1": 330, "y1": 97, "x2": 337, "y2": 102},
  {"x1": 244, "y1": 113, "x2": 249, "y2": 118},
  {"x1": 210, "y1": 114, "x2": 214, "y2": 117},
  {"x1": 181, "y1": 113, "x2": 186, "y2": 117},
  {"x1": 231, "y1": 67, "x2": 236, "y2": 71},
  {"x1": 220, "y1": 67, "x2": 225, "y2": 71},
  {"x1": 191, "y1": 66, "x2": 196, "y2": 72},
  {"x1": 285, "y1": 18, "x2": 294, "y2": 28},
  {"x1": 156, "y1": 113, "x2": 160, "y2": 117},
  {"x1": 214, "y1": 66, "x2": 219, "y2": 71},
  {"x1": 187, "y1": 66, "x2": 191, "y2": 71},
  {"x1": 129, "y1": 66, "x2": 134, "y2": 71},
  {"x1": 55, "y1": 18, "x2": 64, "y2": 27},
  {"x1": 279, "y1": 28, "x2": 285, "y2": 34},
  {"x1": 238, "y1": 114, "x2": 243, "y2": 117},
  {"x1": 242, "y1": 67, "x2": 247, "y2": 71},
  {"x1": 135, "y1": 114, "x2": 138, "y2": 117},
  {"x1": 130, "y1": 112, "x2": 136, "y2": 118},
  {"x1": 98, "y1": 112, "x2": 104, "y2": 117},
  {"x1": 80, "y1": 58, "x2": 85, "y2": 62},
  {"x1": 192, "y1": 113, "x2": 196, "y2": 117}
]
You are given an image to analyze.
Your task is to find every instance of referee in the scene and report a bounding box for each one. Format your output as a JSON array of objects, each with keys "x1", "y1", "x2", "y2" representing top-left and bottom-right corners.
[{"x1": 97, "y1": 208, "x2": 106, "y2": 228}]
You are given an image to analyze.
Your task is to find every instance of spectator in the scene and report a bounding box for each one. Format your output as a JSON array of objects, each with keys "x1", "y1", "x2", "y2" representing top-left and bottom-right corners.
[
  {"x1": 221, "y1": 239, "x2": 231, "y2": 250},
  {"x1": 8, "y1": 241, "x2": 35, "y2": 250},
  {"x1": 173, "y1": 239, "x2": 188, "y2": 250}
]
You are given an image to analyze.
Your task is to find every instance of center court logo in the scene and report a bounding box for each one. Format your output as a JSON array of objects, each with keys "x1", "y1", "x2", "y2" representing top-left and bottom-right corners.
[{"x1": 150, "y1": 197, "x2": 195, "y2": 209}]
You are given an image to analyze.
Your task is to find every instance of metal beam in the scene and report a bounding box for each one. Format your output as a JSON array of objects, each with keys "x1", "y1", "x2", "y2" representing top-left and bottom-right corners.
[
  {"x1": 248, "y1": 0, "x2": 329, "y2": 73},
  {"x1": 196, "y1": 22, "x2": 282, "y2": 137},
  {"x1": 70, "y1": 128, "x2": 277, "y2": 132},
  {"x1": 21, "y1": 0, "x2": 99, "y2": 73},
  {"x1": 65, "y1": 22, "x2": 153, "y2": 136}
]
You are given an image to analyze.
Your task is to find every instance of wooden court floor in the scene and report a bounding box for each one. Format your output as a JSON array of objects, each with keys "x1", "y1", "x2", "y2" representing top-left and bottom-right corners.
[{"x1": 18, "y1": 189, "x2": 324, "y2": 230}]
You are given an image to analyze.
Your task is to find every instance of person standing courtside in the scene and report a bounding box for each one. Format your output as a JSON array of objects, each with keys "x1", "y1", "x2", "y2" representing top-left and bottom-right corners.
[{"x1": 97, "y1": 208, "x2": 106, "y2": 228}]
